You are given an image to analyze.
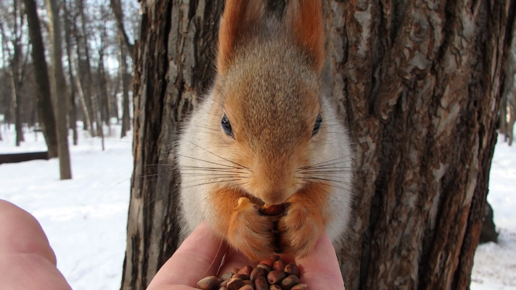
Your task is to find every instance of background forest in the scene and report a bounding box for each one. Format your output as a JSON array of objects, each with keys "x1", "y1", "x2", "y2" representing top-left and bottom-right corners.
[
  {"x1": 0, "y1": 0, "x2": 138, "y2": 158},
  {"x1": 0, "y1": 0, "x2": 515, "y2": 289}
]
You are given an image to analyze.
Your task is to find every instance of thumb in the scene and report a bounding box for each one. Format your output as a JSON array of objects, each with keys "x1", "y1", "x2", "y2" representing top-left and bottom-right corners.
[{"x1": 296, "y1": 232, "x2": 345, "y2": 290}]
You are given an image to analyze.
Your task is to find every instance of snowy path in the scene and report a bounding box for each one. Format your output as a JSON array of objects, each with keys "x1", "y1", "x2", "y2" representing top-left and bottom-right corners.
[{"x1": 0, "y1": 126, "x2": 515, "y2": 290}]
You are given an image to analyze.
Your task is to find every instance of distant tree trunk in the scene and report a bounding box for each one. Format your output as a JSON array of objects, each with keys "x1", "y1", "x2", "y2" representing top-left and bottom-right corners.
[
  {"x1": 121, "y1": 1, "x2": 516, "y2": 290},
  {"x1": 45, "y1": 0, "x2": 72, "y2": 180},
  {"x1": 500, "y1": 15, "x2": 516, "y2": 144},
  {"x1": 73, "y1": 72, "x2": 92, "y2": 136},
  {"x1": 9, "y1": 43, "x2": 23, "y2": 146},
  {"x1": 63, "y1": 0, "x2": 77, "y2": 146},
  {"x1": 97, "y1": 47, "x2": 112, "y2": 136},
  {"x1": 112, "y1": 68, "x2": 120, "y2": 124},
  {"x1": 119, "y1": 35, "x2": 131, "y2": 138},
  {"x1": 1, "y1": 0, "x2": 26, "y2": 147},
  {"x1": 11, "y1": 77, "x2": 23, "y2": 146},
  {"x1": 109, "y1": 0, "x2": 134, "y2": 60},
  {"x1": 75, "y1": 0, "x2": 95, "y2": 136},
  {"x1": 509, "y1": 94, "x2": 516, "y2": 145}
]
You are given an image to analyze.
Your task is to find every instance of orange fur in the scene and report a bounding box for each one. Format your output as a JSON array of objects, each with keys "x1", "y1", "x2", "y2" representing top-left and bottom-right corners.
[
  {"x1": 217, "y1": 0, "x2": 264, "y2": 73},
  {"x1": 287, "y1": 0, "x2": 325, "y2": 71},
  {"x1": 208, "y1": 188, "x2": 275, "y2": 261},
  {"x1": 280, "y1": 182, "x2": 331, "y2": 257}
]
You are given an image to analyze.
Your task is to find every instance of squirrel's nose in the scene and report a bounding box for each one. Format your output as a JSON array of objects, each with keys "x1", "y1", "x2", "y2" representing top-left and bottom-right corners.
[{"x1": 258, "y1": 187, "x2": 294, "y2": 205}]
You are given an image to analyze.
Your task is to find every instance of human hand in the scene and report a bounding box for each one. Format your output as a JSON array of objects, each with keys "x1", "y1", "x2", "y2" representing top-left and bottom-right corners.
[
  {"x1": 0, "y1": 200, "x2": 72, "y2": 290},
  {"x1": 147, "y1": 222, "x2": 345, "y2": 290}
]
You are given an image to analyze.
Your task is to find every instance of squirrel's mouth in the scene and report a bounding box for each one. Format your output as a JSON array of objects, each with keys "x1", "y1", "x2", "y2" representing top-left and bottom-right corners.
[{"x1": 242, "y1": 190, "x2": 295, "y2": 206}]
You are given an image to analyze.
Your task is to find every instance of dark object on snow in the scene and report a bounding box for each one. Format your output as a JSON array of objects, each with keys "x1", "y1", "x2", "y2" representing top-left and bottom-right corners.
[
  {"x1": 0, "y1": 151, "x2": 49, "y2": 165},
  {"x1": 479, "y1": 201, "x2": 498, "y2": 244}
]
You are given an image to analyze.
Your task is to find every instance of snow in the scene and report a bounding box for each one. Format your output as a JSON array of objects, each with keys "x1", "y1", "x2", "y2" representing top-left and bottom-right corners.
[
  {"x1": 471, "y1": 140, "x2": 516, "y2": 290},
  {"x1": 0, "y1": 125, "x2": 132, "y2": 290},
  {"x1": 0, "y1": 125, "x2": 515, "y2": 290}
]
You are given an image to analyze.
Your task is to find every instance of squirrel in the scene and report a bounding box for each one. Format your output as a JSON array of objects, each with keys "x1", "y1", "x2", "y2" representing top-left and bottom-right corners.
[{"x1": 177, "y1": 0, "x2": 353, "y2": 261}]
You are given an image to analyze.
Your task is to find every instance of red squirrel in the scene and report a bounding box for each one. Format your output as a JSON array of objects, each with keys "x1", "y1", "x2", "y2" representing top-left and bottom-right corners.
[{"x1": 178, "y1": 0, "x2": 353, "y2": 261}]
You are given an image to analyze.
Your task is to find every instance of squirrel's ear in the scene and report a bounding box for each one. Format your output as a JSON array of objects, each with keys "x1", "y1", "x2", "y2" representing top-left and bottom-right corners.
[
  {"x1": 218, "y1": 0, "x2": 265, "y2": 73},
  {"x1": 286, "y1": 0, "x2": 325, "y2": 71}
]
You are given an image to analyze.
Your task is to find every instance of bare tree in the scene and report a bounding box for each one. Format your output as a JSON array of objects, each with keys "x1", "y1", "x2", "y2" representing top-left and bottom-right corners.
[
  {"x1": 94, "y1": 3, "x2": 111, "y2": 142},
  {"x1": 45, "y1": 0, "x2": 72, "y2": 180},
  {"x1": 121, "y1": 1, "x2": 515, "y2": 290},
  {"x1": 63, "y1": 0, "x2": 78, "y2": 145},
  {"x1": 109, "y1": 0, "x2": 134, "y2": 60},
  {"x1": 0, "y1": 0, "x2": 28, "y2": 146},
  {"x1": 22, "y1": 0, "x2": 59, "y2": 156},
  {"x1": 74, "y1": 0, "x2": 95, "y2": 136},
  {"x1": 500, "y1": 15, "x2": 516, "y2": 145},
  {"x1": 119, "y1": 34, "x2": 130, "y2": 138}
]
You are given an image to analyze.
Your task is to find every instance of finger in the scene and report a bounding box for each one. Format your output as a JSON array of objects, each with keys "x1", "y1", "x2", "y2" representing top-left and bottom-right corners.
[
  {"x1": 147, "y1": 222, "x2": 228, "y2": 289},
  {"x1": 147, "y1": 285, "x2": 197, "y2": 290},
  {"x1": 296, "y1": 232, "x2": 345, "y2": 290},
  {"x1": 0, "y1": 200, "x2": 72, "y2": 290},
  {"x1": 0, "y1": 200, "x2": 56, "y2": 264},
  {"x1": 0, "y1": 253, "x2": 72, "y2": 290}
]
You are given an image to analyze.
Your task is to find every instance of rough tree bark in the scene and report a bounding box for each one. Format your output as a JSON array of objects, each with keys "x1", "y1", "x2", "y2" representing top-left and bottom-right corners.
[
  {"x1": 121, "y1": 1, "x2": 515, "y2": 290},
  {"x1": 121, "y1": 1, "x2": 223, "y2": 288},
  {"x1": 45, "y1": 0, "x2": 72, "y2": 180}
]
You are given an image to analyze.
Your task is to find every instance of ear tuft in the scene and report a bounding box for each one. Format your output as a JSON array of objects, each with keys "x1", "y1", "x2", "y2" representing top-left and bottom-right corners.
[
  {"x1": 218, "y1": 0, "x2": 265, "y2": 73},
  {"x1": 287, "y1": 0, "x2": 325, "y2": 71}
]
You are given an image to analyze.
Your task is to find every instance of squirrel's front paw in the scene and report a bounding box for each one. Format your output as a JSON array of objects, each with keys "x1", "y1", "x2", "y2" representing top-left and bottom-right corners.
[
  {"x1": 279, "y1": 203, "x2": 324, "y2": 258},
  {"x1": 228, "y1": 198, "x2": 275, "y2": 261}
]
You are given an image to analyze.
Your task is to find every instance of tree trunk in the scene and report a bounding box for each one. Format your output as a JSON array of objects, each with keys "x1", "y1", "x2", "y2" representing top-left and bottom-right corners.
[
  {"x1": 109, "y1": 0, "x2": 134, "y2": 60},
  {"x1": 63, "y1": 0, "x2": 78, "y2": 146},
  {"x1": 98, "y1": 50, "x2": 112, "y2": 135},
  {"x1": 112, "y1": 66, "x2": 121, "y2": 124},
  {"x1": 121, "y1": 1, "x2": 516, "y2": 290},
  {"x1": 9, "y1": 42, "x2": 23, "y2": 146},
  {"x1": 500, "y1": 15, "x2": 516, "y2": 144},
  {"x1": 24, "y1": 0, "x2": 59, "y2": 156},
  {"x1": 75, "y1": 0, "x2": 96, "y2": 136},
  {"x1": 11, "y1": 75, "x2": 23, "y2": 146},
  {"x1": 119, "y1": 35, "x2": 131, "y2": 138},
  {"x1": 121, "y1": 1, "x2": 223, "y2": 288},
  {"x1": 73, "y1": 71, "x2": 92, "y2": 137},
  {"x1": 45, "y1": 0, "x2": 72, "y2": 180}
]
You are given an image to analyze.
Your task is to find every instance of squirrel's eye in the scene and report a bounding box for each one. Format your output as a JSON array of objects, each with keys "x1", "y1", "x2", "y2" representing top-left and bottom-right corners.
[
  {"x1": 311, "y1": 114, "x2": 322, "y2": 137},
  {"x1": 221, "y1": 114, "x2": 234, "y2": 138}
]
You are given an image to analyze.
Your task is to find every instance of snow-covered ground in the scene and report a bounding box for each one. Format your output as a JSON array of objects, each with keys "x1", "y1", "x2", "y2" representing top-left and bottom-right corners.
[
  {"x1": 471, "y1": 139, "x2": 516, "y2": 290},
  {"x1": 0, "y1": 124, "x2": 515, "y2": 290},
  {"x1": 0, "y1": 125, "x2": 132, "y2": 290}
]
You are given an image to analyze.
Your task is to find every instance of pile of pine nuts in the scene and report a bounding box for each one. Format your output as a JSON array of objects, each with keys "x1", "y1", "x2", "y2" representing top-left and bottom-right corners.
[{"x1": 196, "y1": 255, "x2": 308, "y2": 290}]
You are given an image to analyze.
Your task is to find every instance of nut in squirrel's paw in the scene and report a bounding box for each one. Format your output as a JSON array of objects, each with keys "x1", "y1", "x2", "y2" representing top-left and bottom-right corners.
[
  {"x1": 229, "y1": 198, "x2": 277, "y2": 261},
  {"x1": 259, "y1": 203, "x2": 290, "y2": 217}
]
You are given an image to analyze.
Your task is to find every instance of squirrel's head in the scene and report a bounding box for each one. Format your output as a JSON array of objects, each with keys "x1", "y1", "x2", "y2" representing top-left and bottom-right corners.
[{"x1": 209, "y1": 0, "x2": 326, "y2": 205}]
